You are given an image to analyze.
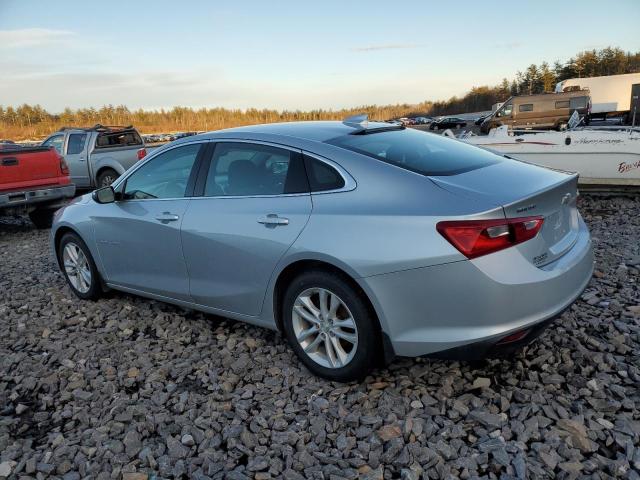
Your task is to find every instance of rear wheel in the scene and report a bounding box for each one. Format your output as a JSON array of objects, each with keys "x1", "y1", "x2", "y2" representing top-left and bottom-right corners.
[
  {"x1": 28, "y1": 208, "x2": 55, "y2": 229},
  {"x1": 282, "y1": 271, "x2": 378, "y2": 382},
  {"x1": 57, "y1": 232, "x2": 101, "y2": 300},
  {"x1": 97, "y1": 168, "x2": 119, "y2": 188}
]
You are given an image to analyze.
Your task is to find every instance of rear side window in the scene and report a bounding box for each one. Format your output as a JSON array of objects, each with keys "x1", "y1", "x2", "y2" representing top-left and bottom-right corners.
[
  {"x1": 555, "y1": 100, "x2": 570, "y2": 109},
  {"x1": 326, "y1": 128, "x2": 500, "y2": 176},
  {"x1": 204, "y1": 143, "x2": 308, "y2": 196},
  {"x1": 96, "y1": 130, "x2": 143, "y2": 148},
  {"x1": 519, "y1": 104, "x2": 533, "y2": 112},
  {"x1": 304, "y1": 155, "x2": 345, "y2": 191},
  {"x1": 67, "y1": 133, "x2": 87, "y2": 154}
]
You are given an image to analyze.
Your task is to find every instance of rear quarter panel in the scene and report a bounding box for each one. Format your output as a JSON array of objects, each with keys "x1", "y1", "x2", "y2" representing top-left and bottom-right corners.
[{"x1": 258, "y1": 142, "x2": 507, "y2": 328}]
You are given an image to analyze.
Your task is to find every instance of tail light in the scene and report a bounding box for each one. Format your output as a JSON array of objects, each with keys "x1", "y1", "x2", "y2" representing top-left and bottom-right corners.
[
  {"x1": 137, "y1": 148, "x2": 147, "y2": 160},
  {"x1": 59, "y1": 155, "x2": 69, "y2": 176},
  {"x1": 437, "y1": 216, "x2": 544, "y2": 259}
]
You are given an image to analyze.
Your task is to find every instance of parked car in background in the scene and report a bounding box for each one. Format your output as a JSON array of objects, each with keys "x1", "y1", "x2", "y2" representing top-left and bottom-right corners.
[
  {"x1": 52, "y1": 118, "x2": 593, "y2": 381},
  {"x1": 414, "y1": 116, "x2": 434, "y2": 125},
  {"x1": 480, "y1": 91, "x2": 591, "y2": 133},
  {"x1": 429, "y1": 117, "x2": 467, "y2": 130},
  {"x1": 1, "y1": 143, "x2": 75, "y2": 227},
  {"x1": 41, "y1": 124, "x2": 147, "y2": 189}
]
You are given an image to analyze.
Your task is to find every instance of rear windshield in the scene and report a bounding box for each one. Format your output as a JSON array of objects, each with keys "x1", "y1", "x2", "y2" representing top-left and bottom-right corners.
[
  {"x1": 95, "y1": 130, "x2": 143, "y2": 148},
  {"x1": 326, "y1": 128, "x2": 500, "y2": 176}
]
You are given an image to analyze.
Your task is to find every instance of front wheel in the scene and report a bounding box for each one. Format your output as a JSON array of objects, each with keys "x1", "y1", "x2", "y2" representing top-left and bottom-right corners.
[
  {"x1": 57, "y1": 232, "x2": 102, "y2": 300},
  {"x1": 282, "y1": 271, "x2": 378, "y2": 382},
  {"x1": 96, "y1": 168, "x2": 119, "y2": 188}
]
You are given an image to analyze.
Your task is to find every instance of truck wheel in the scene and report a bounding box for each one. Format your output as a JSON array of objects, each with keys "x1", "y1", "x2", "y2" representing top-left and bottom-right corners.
[
  {"x1": 97, "y1": 169, "x2": 119, "y2": 188},
  {"x1": 28, "y1": 208, "x2": 55, "y2": 229}
]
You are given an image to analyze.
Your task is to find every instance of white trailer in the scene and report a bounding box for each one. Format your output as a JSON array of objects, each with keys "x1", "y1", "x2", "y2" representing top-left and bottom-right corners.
[{"x1": 555, "y1": 73, "x2": 640, "y2": 121}]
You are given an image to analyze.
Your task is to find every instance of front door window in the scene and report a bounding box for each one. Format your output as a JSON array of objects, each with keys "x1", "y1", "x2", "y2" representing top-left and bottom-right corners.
[{"x1": 123, "y1": 143, "x2": 201, "y2": 199}]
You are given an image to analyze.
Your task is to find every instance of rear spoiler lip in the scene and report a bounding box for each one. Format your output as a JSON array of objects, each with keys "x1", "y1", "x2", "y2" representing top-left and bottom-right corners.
[{"x1": 501, "y1": 171, "x2": 579, "y2": 212}]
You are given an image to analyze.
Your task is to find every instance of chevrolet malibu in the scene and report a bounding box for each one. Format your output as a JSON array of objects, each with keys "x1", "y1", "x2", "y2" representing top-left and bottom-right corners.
[{"x1": 51, "y1": 119, "x2": 594, "y2": 381}]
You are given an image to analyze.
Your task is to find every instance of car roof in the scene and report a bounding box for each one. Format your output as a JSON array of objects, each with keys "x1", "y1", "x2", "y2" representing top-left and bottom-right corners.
[{"x1": 193, "y1": 120, "x2": 395, "y2": 143}]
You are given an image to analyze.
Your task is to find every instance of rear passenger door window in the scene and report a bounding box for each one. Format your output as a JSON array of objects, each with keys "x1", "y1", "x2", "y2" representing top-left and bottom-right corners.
[
  {"x1": 204, "y1": 143, "x2": 308, "y2": 196},
  {"x1": 519, "y1": 104, "x2": 533, "y2": 112}
]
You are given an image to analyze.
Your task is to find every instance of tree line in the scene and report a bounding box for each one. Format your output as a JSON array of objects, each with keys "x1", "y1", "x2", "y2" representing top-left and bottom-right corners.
[{"x1": 1, "y1": 47, "x2": 638, "y2": 140}]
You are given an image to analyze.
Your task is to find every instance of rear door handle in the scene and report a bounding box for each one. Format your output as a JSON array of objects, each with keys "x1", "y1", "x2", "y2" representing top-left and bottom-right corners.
[
  {"x1": 155, "y1": 212, "x2": 180, "y2": 223},
  {"x1": 258, "y1": 214, "x2": 289, "y2": 226}
]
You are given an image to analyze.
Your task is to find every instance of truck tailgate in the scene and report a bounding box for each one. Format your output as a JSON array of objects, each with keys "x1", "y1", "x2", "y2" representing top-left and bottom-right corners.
[{"x1": 1, "y1": 147, "x2": 65, "y2": 191}]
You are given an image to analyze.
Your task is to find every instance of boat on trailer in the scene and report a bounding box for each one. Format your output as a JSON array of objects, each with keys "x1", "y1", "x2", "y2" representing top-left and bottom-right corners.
[{"x1": 454, "y1": 125, "x2": 640, "y2": 188}]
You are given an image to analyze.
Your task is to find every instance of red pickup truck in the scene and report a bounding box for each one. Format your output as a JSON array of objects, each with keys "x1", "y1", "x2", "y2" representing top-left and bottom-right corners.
[{"x1": 0, "y1": 144, "x2": 76, "y2": 228}]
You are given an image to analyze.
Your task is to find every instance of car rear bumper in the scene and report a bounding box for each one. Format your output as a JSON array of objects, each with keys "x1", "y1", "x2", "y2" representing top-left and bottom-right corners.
[
  {"x1": 361, "y1": 216, "x2": 593, "y2": 358},
  {"x1": 0, "y1": 184, "x2": 76, "y2": 211}
]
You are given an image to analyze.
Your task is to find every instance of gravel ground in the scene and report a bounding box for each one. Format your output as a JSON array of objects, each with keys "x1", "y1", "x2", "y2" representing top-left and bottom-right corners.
[{"x1": 1, "y1": 195, "x2": 639, "y2": 480}]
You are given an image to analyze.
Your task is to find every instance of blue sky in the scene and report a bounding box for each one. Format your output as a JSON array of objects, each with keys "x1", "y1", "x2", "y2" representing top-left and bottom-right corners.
[{"x1": 1, "y1": 0, "x2": 639, "y2": 112}]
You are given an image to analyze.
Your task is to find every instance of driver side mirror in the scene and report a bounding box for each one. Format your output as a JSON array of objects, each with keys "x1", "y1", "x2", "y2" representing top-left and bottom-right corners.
[{"x1": 93, "y1": 186, "x2": 116, "y2": 204}]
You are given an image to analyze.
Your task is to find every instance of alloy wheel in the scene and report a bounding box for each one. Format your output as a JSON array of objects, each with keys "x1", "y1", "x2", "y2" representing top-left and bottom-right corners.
[
  {"x1": 62, "y1": 242, "x2": 92, "y2": 293},
  {"x1": 292, "y1": 287, "x2": 358, "y2": 369}
]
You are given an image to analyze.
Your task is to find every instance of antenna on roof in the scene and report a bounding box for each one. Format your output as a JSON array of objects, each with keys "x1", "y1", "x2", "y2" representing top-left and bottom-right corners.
[{"x1": 343, "y1": 114, "x2": 369, "y2": 129}]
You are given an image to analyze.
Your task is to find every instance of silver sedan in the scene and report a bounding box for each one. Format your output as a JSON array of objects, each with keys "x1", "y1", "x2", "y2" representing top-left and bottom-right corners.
[{"x1": 51, "y1": 119, "x2": 594, "y2": 381}]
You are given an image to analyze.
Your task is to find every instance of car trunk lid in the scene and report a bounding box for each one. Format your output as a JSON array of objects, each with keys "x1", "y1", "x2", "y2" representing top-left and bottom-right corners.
[{"x1": 430, "y1": 159, "x2": 579, "y2": 266}]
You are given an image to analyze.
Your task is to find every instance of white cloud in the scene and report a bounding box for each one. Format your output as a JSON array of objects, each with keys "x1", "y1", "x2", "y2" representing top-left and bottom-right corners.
[{"x1": 0, "y1": 28, "x2": 75, "y2": 49}]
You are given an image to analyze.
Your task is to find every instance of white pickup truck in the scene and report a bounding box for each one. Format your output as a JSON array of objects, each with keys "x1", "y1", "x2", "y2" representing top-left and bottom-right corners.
[{"x1": 41, "y1": 125, "x2": 147, "y2": 189}]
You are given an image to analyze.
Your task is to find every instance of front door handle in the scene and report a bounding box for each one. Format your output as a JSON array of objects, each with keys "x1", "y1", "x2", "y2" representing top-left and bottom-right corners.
[
  {"x1": 155, "y1": 212, "x2": 180, "y2": 223},
  {"x1": 258, "y1": 214, "x2": 289, "y2": 226}
]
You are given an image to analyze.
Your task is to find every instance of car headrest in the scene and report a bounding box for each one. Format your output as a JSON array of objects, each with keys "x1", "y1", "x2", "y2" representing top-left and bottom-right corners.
[{"x1": 227, "y1": 160, "x2": 261, "y2": 195}]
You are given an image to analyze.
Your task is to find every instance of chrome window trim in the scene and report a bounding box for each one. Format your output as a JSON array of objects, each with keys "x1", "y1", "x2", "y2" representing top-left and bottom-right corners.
[
  {"x1": 195, "y1": 138, "x2": 309, "y2": 200},
  {"x1": 301, "y1": 151, "x2": 356, "y2": 195},
  {"x1": 110, "y1": 140, "x2": 210, "y2": 202},
  {"x1": 108, "y1": 138, "x2": 356, "y2": 203},
  {"x1": 109, "y1": 140, "x2": 210, "y2": 202}
]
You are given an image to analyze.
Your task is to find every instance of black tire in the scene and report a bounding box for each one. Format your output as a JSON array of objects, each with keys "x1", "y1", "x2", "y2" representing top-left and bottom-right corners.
[
  {"x1": 57, "y1": 232, "x2": 102, "y2": 300},
  {"x1": 282, "y1": 271, "x2": 378, "y2": 382},
  {"x1": 96, "y1": 168, "x2": 119, "y2": 188},
  {"x1": 28, "y1": 208, "x2": 55, "y2": 229}
]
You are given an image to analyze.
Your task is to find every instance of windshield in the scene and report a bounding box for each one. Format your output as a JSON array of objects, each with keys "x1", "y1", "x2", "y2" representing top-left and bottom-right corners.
[{"x1": 326, "y1": 128, "x2": 500, "y2": 176}]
